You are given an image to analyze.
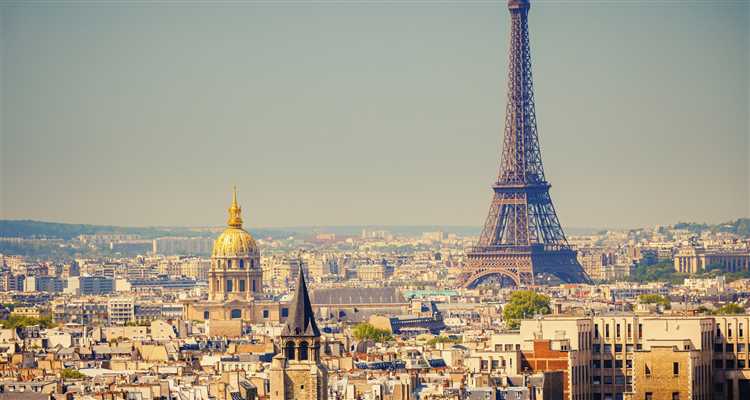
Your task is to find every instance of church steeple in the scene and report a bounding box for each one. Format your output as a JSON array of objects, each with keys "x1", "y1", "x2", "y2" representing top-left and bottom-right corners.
[
  {"x1": 271, "y1": 262, "x2": 328, "y2": 400},
  {"x1": 282, "y1": 264, "x2": 320, "y2": 337}
]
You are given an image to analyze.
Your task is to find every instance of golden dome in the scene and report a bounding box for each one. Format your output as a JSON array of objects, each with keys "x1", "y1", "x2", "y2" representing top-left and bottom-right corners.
[{"x1": 212, "y1": 187, "x2": 258, "y2": 258}]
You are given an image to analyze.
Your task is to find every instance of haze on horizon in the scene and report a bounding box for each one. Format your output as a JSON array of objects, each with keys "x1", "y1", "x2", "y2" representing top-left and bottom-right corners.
[{"x1": 1, "y1": 1, "x2": 748, "y2": 230}]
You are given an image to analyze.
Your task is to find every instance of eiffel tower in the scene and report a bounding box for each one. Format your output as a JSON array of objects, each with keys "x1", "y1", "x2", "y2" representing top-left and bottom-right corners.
[{"x1": 459, "y1": 0, "x2": 591, "y2": 287}]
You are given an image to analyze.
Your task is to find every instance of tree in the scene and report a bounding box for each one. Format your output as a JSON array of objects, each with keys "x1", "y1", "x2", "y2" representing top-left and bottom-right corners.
[
  {"x1": 426, "y1": 336, "x2": 461, "y2": 346},
  {"x1": 0, "y1": 315, "x2": 54, "y2": 329},
  {"x1": 713, "y1": 303, "x2": 745, "y2": 315},
  {"x1": 638, "y1": 294, "x2": 671, "y2": 310},
  {"x1": 352, "y1": 323, "x2": 393, "y2": 343},
  {"x1": 61, "y1": 368, "x2": 86, "y2": 380},
  {"x1": 629, "y1": 261, "x2": 685, "y2": 284},
  {"x1": 502, "y1": 290, "x2": 551, "y2": 329}
]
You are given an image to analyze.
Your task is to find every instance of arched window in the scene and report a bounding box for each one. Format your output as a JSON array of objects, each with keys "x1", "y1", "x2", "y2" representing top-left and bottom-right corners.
[
  {"x1": 203, "y1": 311, "x2": 210, "y2": 320},
  {"x1": 285, "y1": 341, "x2": 295, "y2": 360},
  {"x1": 299, "y1": 341, "x2": 309, "y2": 361},
  {"x1": 230, "y1": 309, "x2": 242, "y2": 319},
  {"x1": 227, "y1": 259, "x2": 232, "y2": 268},
  {"x1": 239, "y1": 259, "x2": 244, "y2": 269}
]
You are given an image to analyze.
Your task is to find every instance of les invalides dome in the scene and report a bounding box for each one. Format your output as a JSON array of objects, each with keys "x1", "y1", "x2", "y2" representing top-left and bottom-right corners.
[{"x1": 212, "y1": 188, "x2": 258, "y2": 259}]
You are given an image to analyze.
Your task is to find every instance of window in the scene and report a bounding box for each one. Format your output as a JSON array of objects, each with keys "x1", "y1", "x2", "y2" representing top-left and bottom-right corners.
[
  {"x1": 636, "y1": 344, "x2": 643, "y2": 350},
  {"x1": 738, "y1": 343, "x2": 745, "y2": 352},
  {"x1": 604, "y1": 360, "x2": 612, "y2": 368},
  {"x1": 616, "y1": 323, "x2": 621, "y2": 338},
  {"x1": 740, "y1": 323, "x2": 744, "y2": 338},
  {"x1": 638, "y1": 324, "x2": 643, "y2": 338},
  {"x1": 645, "y1": 364, "x2": 651, "y2": 376},
  {"x1": 299, "y1": 341, "x2": 309, "y2": 361},
  {"x1": 627, "y1": 323, "x2": 632, "y2": 338},
  {"x1": 595, "y1": 324, "x2": 600, "y2": 338},
  {"x1": 239, "y1": 280, "x2": 245, "y2": 292},
  {"x1": 738, "y1": 359, "x2": 745, "y2": 369},
  {"x1": 281, "y1": 308, "x2": 289, "y2": 318},
  {"x1": 615, "y1": 344, "x2": 623, "y2": 352},
  {"x1": 672, "y1": 393, "x2": 679, "y2": 400},
  {"x1": 615, "y1": 360, "x2": 623, "y2": 368},
  {"x1": 481, "y1": 360, "x2": 489, "y2": 370},
  {"x1": 239, "y1": 259, "x2": 244, "y2": 269},
  {"x1": 603, "y1": 376, "x2": 612, "y2": 384},
  {"x1": 673, "y1": 362, "x2": 679, "y2": 375},
  {"x1": 594, "y1": 344, "x2": 601, "y2": 353},
  {"x1": 645, "y1": 393, "x2": 652, "y2": 400},
  {"x1": 726, "y1": 343, "x2": 734, "y2": 352},
  {"x1": 230, "y1": 309, "x2": 241, "y2": 319},
  {"x1": 593, "y1": 375, "x2": 601, "y2": 385},
  {"x1": 263, "y1": 309, "x2": 269, "y2": 319},
  {"x1": 593, "y1": 360, "x2": 601, "y2": 369},
  {"x1": 285, "y1": 341, "x2": 295, "y2": 360},
  {"x1": 626, "y1": 344, "x2": 634, "y2": 352},
  {"x1": 626, "y1": 359, "x2": 633, "y2": 369},
  {"x1": 715, "y1": 343, "x2": 724, "y2": 352},
  {"x1": 228, "y1": 260, "x2": 232, "y2": 268},
  {"x1": 203, "y1": 311, "x2": 209, "y2": 320},
  {"x1": 252, "y1": 280, "x2": 256, "y2": 292},
  {"x1": 226, "y1": 280, "x2": 233, "y2": 292},
  {"x1": 604, "y1": 344, "x2": 612, "y2": 353},
  {"x1": 491, "y1": 360, "x2": 499, "y2": 369},
  {"x1": 615, "y1": 376, "x2": 625, "y2": 385},
  {"x1": 726, "y1": 359, "x2": 735, "y2": 369},
  {"x1": 606, "y1": 324, "x2": 610, "y2": 338},
  {"x1": 714, "y1": 359, "x2": 723, "y2": 369}
]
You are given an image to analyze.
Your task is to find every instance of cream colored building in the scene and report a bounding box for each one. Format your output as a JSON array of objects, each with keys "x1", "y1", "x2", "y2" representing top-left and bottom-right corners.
[{"x1": 674, "y1": 245, "x2": 750, "y2": 274}]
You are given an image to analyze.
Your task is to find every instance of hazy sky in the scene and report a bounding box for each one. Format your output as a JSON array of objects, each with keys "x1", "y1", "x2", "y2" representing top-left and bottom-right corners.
[{"x1": 1, "y1": 1, "x2": 748, "y2": 229}]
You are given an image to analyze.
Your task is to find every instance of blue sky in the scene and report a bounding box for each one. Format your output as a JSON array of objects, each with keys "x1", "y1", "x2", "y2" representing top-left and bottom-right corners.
[{"x1": 1, "y1": 1, "x2": 748, "y2": 229}]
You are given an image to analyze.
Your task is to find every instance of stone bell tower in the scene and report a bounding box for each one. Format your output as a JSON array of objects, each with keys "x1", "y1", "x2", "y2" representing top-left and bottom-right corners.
[{"x1": 270, "y1": 265, "x2": 328, "y2": 400}]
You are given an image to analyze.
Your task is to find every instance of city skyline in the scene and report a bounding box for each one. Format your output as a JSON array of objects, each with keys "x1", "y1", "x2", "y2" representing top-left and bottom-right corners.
[{"x1": 1, "y1": 1, "x2": 748, "y2": 228}]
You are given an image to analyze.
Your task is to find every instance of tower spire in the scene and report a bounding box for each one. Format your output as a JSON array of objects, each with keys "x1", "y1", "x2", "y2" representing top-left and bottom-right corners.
[
  {"x1": 227, "y1": 186, "x2": 243, "y2": 228},
  {"x1": 282, "y1": 263, "x2": 320, "y2": 337}
]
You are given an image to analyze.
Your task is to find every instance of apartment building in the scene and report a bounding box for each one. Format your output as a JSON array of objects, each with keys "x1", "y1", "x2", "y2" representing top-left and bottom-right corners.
[
  {"x1": 493, "y1": 315, "x2": 750, "y2": 400},
  {"x1": 107, "y1": 298, "x2": 135, "y2": 325}
]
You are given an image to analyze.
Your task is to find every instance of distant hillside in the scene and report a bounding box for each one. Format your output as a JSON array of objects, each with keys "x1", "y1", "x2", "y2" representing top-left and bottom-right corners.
[
  {"x1": 673, "y1": 218, "x2": 750, "y2": 237},
  {"x1": 0, "y1": 220, "x2": 208, "y2": 240},
  {"x1": 0, "y1": 219, "x2": 296, "y2": 240}
]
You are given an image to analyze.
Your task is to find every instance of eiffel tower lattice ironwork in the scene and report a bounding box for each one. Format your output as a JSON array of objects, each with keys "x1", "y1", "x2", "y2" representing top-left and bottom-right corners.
[{"x1": 459, "y1": 0, "x2": 591, "y2": 288}]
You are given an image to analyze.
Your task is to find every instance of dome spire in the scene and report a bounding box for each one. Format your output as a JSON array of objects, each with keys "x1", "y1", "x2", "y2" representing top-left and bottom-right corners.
[{"x1": 227, "y1": 186, "x2": 243, "y2": 228}]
